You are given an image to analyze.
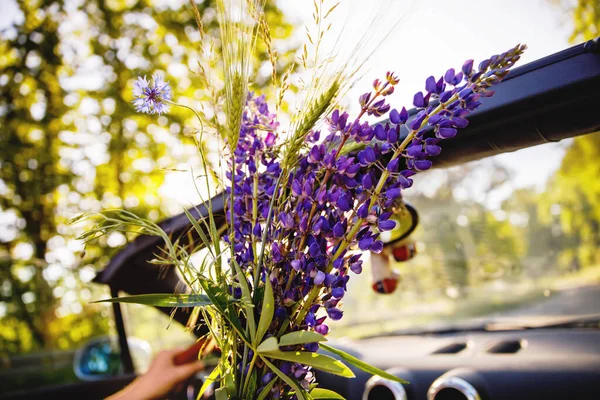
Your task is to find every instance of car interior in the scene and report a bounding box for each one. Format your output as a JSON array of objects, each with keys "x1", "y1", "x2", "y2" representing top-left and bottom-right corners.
[{"x1": 2, "y1": 37, "x2": 600, "y2": 400}]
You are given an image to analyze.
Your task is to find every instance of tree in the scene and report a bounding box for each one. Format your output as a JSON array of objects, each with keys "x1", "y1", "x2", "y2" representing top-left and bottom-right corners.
[
  {"x1": 0, "y1": 0, "x2": 295, "y2": 355},
  {"x1": 549, "y1": 0, "x2": 599, "y2": 42},
  {"x1": 545, "y1": 0, "x2": 600, "y2": 271},
  {"x1": 540, "y1": 133, "x2": 600, "y2": 271},
  {"x1": 569, "y1": 0, "x2": 599, "y2": 42}
]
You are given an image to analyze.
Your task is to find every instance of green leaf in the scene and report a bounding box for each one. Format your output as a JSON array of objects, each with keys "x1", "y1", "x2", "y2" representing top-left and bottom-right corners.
[
  {"x1": 94, "y1": 293, "x2": 212, "y2": 308},
  {"x1": 222, "y1": 371, "x2": 236, "y2": 396},
  {"x1": 183, "y1": 207, "x2": 213, "y2": 254},
  {"x1": 256, "y1": 336, "x2": 279, "y2": 353},
  {"x1": 320, "y1": 343, "x2": 408, "y2": 384},
  {"x1": 232, "y1": 260, "x2": 256, "y2": 343},
  {"x1": 261, "y1": 356, "x2": 308, "y2": 400},
  {"x1": 279, "y1": 331, "x2": 327, "y2": 347},
  {"x1": 256, "y1": 376, "x2": 276, "y2": 400},
  {"x1": 245, "y1": 369, "x2": 258, "y2": 399},
  {"x1": 197, "y1": 366, "x2": 220, "y2": 399},
  {"x1": 214, "y1": 387, "x2": 228, "y2": 400},
  {"x1": 254, "y1": 276, "x2": 274, "y2": 347},
  {"x1": 199, "y1": 279, "x2": 248, "y2": 343},
  {"x1": 310, "y1": 388, "x2": 346, "y2": 399},
  {"x1": 259, "y1": 350, "x2": 354, "y2": 378}
]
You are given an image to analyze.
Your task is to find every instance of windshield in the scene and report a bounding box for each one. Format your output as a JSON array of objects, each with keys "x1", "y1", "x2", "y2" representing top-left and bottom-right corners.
[
  {"x1": 1, "y1": 0, "x2": 598, "y2": 393},
  {"x1": 335, "y1": 135, "x2": 600, "y2": 338}
]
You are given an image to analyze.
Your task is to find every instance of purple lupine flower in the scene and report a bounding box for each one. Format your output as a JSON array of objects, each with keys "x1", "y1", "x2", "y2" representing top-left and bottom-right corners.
[
  {"x1": 262, "y1": 373, "x2": 274, "y2": 385},
  {"x1": 349, "y1": 259, "x2": 363, "y2": 274},
  {"x1": 367, "y1": 99, "x2": 391, "y2": 116},
  {"x1": 315, "y1": 323, "x2": 329, "y2": 335},
  {"x1": 331, "y1": 287, "x2": 345, "y2": 299},
  {"x1": 132, "y1": 74, "x2": 172, "y2": 114},
  {"x1": 326, "y1": 307, "x2": 343, "y2": 321},
  {"x1": 304, "y1": 342, "x2": 319, "y2": 352},
  {"x1": 314, "y1": 271, "x2": 325, "y2": 285},
  {"x1": 378, "y1": 219, "x2": 396, "y2": 231}
]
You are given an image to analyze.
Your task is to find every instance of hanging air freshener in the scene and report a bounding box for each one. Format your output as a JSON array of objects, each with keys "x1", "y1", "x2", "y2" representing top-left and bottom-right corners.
[
  {"x1": 370, "y1": 250, "x2": 401, "y2": 294},
  {"x1": 371, "y1": 202, "x2": 419, "y2": 294}
]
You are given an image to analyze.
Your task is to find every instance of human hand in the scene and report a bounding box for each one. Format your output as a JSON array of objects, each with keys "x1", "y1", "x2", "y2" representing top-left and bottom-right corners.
[{"x1": 107, "y1": 342, "x2": 205, "y2": 400}]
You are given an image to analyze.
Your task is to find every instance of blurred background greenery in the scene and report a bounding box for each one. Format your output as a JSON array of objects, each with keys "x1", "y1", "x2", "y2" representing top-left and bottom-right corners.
[
  {"x1": 0, "y1": 0, "x2": 599, "y2": 393},
  {"x1": 0, "y1": 0, "x2": 296, "y2": 390}
]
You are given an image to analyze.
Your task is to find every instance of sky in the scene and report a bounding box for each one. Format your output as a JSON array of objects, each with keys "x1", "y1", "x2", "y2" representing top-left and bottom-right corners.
[
  {"x1": 280, "y1": 0, "x2": 574, "y2": 105},
  {"x1": 278, "y1": 0, "x2": 576, "y2": 208},
  {"x1": 1, "y1": 0, "x2": 577, "y2": 211}
]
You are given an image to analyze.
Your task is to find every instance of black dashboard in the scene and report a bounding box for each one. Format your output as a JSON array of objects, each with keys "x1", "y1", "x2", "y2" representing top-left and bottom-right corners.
[{"x1": 318, "y1": 328, "x2": 600, "y2": 400}]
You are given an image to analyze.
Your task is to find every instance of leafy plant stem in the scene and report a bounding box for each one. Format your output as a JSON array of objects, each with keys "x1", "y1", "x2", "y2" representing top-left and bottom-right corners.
[
  {"x1": 229, "y1": 157, "x2": 236, "y2": 279},
  {"x1": 254, "y1": 173, "x2": 284, "y2": 302},
  {"x1": 242, "y1": 351, "x2": 258, "y2": 396},
  {"x1": 252, "y1": 172, "x2": 260, "y2": 288}
]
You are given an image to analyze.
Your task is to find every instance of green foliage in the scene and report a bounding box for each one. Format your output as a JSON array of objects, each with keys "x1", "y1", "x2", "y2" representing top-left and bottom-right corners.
[
  {"x1": 257, "y1": 347, "x2": 354, "y2": 378},
  {"x1": 232, "y1": 260, "x2": 257, "y2": 343},
  {"x1": 309, "y1": 388, "x2": 346, "y2": 399},
  {"x1": 255, "y1": 272, "x2": 274, "y2": 346},
  {"x1": 198, "y1": 365, "x2": 221, "y2": 399},
  {"x1": 568, "y1": 0, "x2": 600, "y2": 42},
  {"x1": 256, "y1": 377, "x2": 277, "y2": 400},
  {"x1": 542, "y1": 134, "x2": 600, "y2": 269},
  {"x1": 261, "y1": 356, "x2": 309, "y2": 400},
  {"x1": 255, "y1": 331, "x2": 328, "y2": 352},
  {"x1": 94, "y1": 293, "x2": 214, "y2": 307},
  {"x1": 278, "y1": 331, "x2": 328, "y2": 347},
  {"x1": 198, "y1": 277, "x2": 249, "y2": 343}
]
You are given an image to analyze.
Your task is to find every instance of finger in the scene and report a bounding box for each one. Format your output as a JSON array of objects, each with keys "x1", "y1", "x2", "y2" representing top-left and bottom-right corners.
[
  {"x1": 173, "y1": 341, "x2": 205, "y2": 365},
  {"x1": 175, "y1": 360, "x2": 205, "y2": 381},
  {"x1": 201, "y1": 338, "x2": 218, "y2": 357},
  {"x1": 155, "y1": 349, "x2": 180, "y2": 363}
]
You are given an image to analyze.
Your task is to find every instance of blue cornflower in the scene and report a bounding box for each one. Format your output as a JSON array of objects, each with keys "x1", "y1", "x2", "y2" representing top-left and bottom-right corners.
[{"x1": 132, "y1": 74, "x2": 172, "y2": 115}]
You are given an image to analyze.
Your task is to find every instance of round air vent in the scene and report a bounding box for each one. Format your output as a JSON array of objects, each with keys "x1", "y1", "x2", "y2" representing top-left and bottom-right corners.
[
  {"x1": 363, "y1": 376, "x2": 407, "y2": 400},
  {"x1": 427, "y1": 376, "x2": 481, "y2": 400}
]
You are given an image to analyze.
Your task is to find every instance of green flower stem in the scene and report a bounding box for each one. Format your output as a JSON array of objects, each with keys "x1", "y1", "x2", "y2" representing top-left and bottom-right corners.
[
  {"x1": 242, "y1": 351, "x2": 258, "y2": 396},
  {"x1": 168, "y1": 100, "x2": 228, "y2": 286},
  {"x1": 166, "y1": 100, "x2": 205, "y2": 133},
  {"x1": 254, "y1": 172, "x2": 284, "y2": 302},
  {"x1": 229, "y1": 157, "x2": 236, "y2": 269},
  {"x1": 252, "y1": 172, "x2": 260, "y2": 289}
]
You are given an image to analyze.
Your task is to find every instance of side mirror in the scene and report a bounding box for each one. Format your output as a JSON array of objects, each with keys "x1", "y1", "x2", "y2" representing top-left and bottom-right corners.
[{"x1": 74, "y1": 336, "x2": 152, "y2": 381}]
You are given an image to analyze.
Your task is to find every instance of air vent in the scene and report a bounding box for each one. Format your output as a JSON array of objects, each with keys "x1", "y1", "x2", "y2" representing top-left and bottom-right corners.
[
  {"x1": 363, "y1": 376, "x2": 407, "y2": 400},
  {"x1": 433, "y1": 387, "x2": 471, "y2": 400},
  {"x1": 428, "y1": 376, "x2": 481, "y2": 400},
  {"x1": 432, "y1": 342, "x2": 468, "y2": 354},
  {"x1": 486, "y1": 339, "x2": 525, "y2": 354}
]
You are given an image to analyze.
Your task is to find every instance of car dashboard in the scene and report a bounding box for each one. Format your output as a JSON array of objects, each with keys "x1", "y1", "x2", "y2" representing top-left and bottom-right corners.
[{"x1": 318, "y1": 328, "x2": 600, "y2": 400}]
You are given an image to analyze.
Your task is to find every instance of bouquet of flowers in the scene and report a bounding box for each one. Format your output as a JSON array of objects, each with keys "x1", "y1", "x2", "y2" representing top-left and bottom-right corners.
[{"x1": 76, "y1": 0, "x2": 525, "y2": 398}]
